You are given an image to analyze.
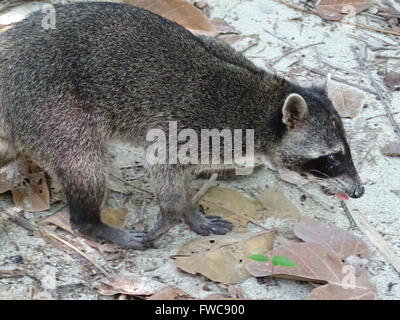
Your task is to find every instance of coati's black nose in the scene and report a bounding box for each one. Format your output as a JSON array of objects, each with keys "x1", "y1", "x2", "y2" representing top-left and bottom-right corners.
[{"x1": 351, "y1": 186, "x2": 365, "y2": 198}]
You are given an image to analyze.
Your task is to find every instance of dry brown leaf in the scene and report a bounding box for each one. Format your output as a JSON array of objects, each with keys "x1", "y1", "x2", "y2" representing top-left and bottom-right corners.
[
  {"x1": 174, "y1": 231, "x2": 275, "y2": 284},
  {"x1": 384, "y1": 71, "x2": 400, "y2": 90},
  {"x1": 147, "y1": 286, "x2": 193, "y2": 300},
  {"x1": 97, "y1": 273, "x2": 164, "y2": 296},
  {"x1": 42, "y1": 210, "x2": 73, "y2": 233},
  {"x1": 381, "y1": 141, "x2": 400, "y2": 157},
  {"x1": 327, "y1": 80, "x2": 366, "y2": 118},
  {"x1": 246, "y1": 222, "x2": 376, "y2": 301},
  {"x1": 12, "y1": 171, "x2": 50, "y2": 211},
  {"x1": 308, "y1": 273, "x2": 376, "y2": 300},
  {"x1": 257, "y1": 187, "x2": 301, "y2": 219},
  {"x1": 100, "y1": 208, "x2": 129, "y2": 229},
  {"x1": 123, "y1": 0, "x2": 218, "y2": 36},
  {"x1": 198, "y1": 186, "x2": 266, "y2": 232},
  {"x1": 211, "y1": 18, "x2": 240, "y2": 34},
  {"x1": 246, "y1": 242, "x2": 376, "y2": 299},
  {"x1": 294, "y1": 217, "x2": 369, "y2": 259},
  {"x1": 314, "y1": 0, "x2": 374, "y2": 21}
]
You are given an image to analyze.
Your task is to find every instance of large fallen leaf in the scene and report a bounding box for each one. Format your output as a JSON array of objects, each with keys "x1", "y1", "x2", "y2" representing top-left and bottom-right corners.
[
  {"x1": 314, "y1": 0, "x2": 374, "y2": 21},
  {"x1": 246, "y1": 242, "x2": 376, "y2": 299},
  {"x1": 246, "y1": 217, "x2": 376, "y2": 300},
  {"x1": 294, "y1": 217, "x2": 369, "y2": 259},
  {"x1": 197, "y1": 186, "x2": 267, "y2": 232},
  {"x1": 257, "y1": 187, "x2": 301, "y2": 219},
  {"x1": 123, "y1": 0, "x2": 218, "y2": 36},
  {"x1": 97, "y1": 273, "x2": 164, "y2": 296},
  {"x1": 174, "y1": 231, "x2": 275, "y2": 284},
  {"x1": 327, "y1": 80, "x2": 366, "y2": 118}
]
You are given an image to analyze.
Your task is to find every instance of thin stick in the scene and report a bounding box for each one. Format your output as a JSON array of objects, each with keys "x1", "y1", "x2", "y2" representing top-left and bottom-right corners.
[
  {"x1": 375, "y1": 55, "x2": 400, "y2": 60},
  {"x1": 353, "y1": 46, "x2": 400, "y2": 139},
  {"x1": 270, "y1": 42, "x2": 325, "y2": 65},
  {"x1": 0, "y1": 202, "x2": 35, "y2": 233},
  {"x1": 301, "y1": 65, "x2": 379, "y2": 96},
  {"x1": 344, "y1": 201, "x2": 400, "y2": 274},
  {"x1": 110, "y1": 173, "x2": 153, "y2": 195},
  {"x1": 192, "y1": 173, "x2": 218, "y2": 205},
  {"x1": 40, "y1": 226, "x2": 111, "y2": 276},
  {"x1": 366, "y1": 111, "x2": 400, "y2": 120},
  {"x1": 276, "y1": 0, "x2": 400, "y2": 37}
]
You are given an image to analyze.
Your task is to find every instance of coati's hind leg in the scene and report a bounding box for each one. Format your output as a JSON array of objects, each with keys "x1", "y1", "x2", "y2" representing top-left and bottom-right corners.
[
  {"x1": 145, "y1": 164, "x2": 232, "y2": 241},
  {"x1": 59, "y1": 153, "x2": 149, "y2": 249},
  {"x1": 34, "y1": 131, "x2": 149, "y2": 249}
]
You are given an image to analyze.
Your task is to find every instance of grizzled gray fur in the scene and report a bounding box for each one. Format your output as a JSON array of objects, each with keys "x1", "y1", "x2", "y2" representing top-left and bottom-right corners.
[{"x1": 0, "y1": 2, "x2": 364, "y2": 249}]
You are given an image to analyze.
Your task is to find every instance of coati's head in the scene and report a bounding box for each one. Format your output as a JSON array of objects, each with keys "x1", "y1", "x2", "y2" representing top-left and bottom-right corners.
[{"x1": 269, "y1": 82, "x2": 364, "y2": 200}]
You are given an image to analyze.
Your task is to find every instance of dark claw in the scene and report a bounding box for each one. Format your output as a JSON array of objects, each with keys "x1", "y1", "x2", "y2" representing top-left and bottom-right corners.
[{"x1": 185, "y1": 208, "x2": 233, "y2": 236}]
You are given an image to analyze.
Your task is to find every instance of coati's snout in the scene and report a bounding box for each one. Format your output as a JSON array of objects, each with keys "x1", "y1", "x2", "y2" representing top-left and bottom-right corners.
[{"x1": 270, "y1": 88, "x2": 365, "y2": 199}]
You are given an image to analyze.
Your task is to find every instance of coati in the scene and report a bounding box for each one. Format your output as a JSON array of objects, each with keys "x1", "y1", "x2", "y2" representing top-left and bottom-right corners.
[{"x1": 0, "y1": 2, "x2": 364, "y2": 249}]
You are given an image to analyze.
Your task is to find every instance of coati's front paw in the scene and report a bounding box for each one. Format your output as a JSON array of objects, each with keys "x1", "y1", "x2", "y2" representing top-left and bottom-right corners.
[
  {"x1": 184, "y1": 206, "x2": 233, "y2": 236},
  {"x1": 74, "y1": 223, "x2": 153, "y2": 250}
]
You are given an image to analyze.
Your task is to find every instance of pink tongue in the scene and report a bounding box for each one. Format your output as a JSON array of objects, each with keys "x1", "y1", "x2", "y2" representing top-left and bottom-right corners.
[{"x1": 336, "y1": 193, "x2": 349, "y2": 201}]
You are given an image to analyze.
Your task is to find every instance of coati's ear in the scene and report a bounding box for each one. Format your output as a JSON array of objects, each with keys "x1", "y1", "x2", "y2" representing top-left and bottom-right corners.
[{"x1": 282, "y1": 93, "x2": 308, "y2": 128}]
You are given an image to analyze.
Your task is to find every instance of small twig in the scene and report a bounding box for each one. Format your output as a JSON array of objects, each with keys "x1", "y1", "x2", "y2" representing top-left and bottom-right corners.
[
  {"x1": 0, "y1": 202, "x2": 35, "y2": 233},
  {"x1": 366, "y1": 111, "x2": 400, "y2": 120},
  {"x1": 301, "y1": 65, "x2": 379, "y2": 96},
  {"x1": 340, "y1": 201, "x2": 357, "y2": 230},
  {"x1": 0, "y1": 268, "x2": 26, "y2": 279},
  {"x1": 344, "y1": 201, "x2": 400, "y2": 274},
  {"x1": 353, "y1": 46, "x2": 400, "y2": 139},
  {"x1": 262, "y1": 28, "x2": 297, "y2": 47},
  {"x1": 40, "y1": 226, "x2": 111, "y2": 276},
  {"x1": 240, "y1": 41, "x2": 259, "y2": 54},
  {"x1": 110, "y1": 173, "x2": 153, "y2": 196},
  {"x1": 375, "y1": 54, "x2": 400, "y2": 60},
  {"x1": 270, "y1": 42, "x2": 325, "y2": 65},
  {"x1": 192, "y1": 173, "x2": 218, "y2": 205}
]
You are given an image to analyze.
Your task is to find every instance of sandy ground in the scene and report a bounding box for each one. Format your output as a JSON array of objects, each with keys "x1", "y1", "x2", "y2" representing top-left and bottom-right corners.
[{"x1": 0, "y1": 0, "x2": 399, "y2": 300}]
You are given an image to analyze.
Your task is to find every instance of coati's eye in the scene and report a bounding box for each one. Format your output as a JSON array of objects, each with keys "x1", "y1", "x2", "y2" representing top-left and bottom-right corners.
[{"x1": 301, "y1": 152, "x2": 346, "y2": 178}]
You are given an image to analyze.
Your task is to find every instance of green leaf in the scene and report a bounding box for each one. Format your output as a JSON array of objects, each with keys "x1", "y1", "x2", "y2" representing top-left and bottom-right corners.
[
  {"x1": 271, "y1": 255, "x2": 297, "y2": 267},
  {"x1": 246, "y1": 254, "x2": 269, "y2": 262}
]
